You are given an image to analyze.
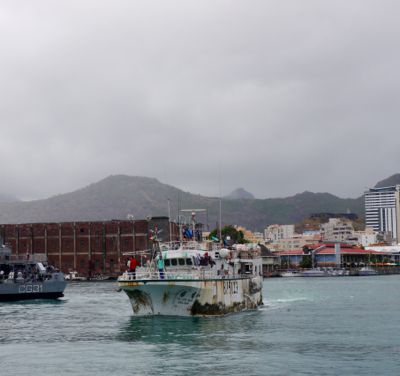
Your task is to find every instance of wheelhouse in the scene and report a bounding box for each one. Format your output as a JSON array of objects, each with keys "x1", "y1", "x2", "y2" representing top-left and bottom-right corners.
[{"x1": 164, "y1": 257, "x2": 193, "y2": 267}]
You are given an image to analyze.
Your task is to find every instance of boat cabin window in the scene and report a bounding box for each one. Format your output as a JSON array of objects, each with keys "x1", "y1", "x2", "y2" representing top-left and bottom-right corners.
[
  {"x1": 165, "y1": 259, "x2": 171, "y2": 267},
  {"x1": 245, "y1": 264, "x2": 252, "y2": 273},
  {"x1": 171, "y1": 259, "x2": 178, "y2": 266},
  {"x1": 178, "y1": 258, "x2": 185, "y2": 266},
  {"x1": 186, "y1": 258, "x2": 193, "y2": 266}
]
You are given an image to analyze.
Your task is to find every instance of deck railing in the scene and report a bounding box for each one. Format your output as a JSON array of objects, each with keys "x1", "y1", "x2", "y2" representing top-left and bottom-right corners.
[{"x1": 118, "y1": 269, "x2": 255, "y2": 281}]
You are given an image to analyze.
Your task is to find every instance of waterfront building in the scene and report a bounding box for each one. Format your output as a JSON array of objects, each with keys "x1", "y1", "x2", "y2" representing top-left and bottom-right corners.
[
  {"x1": 265, "y1": 224, "x2": 295, "y2": 243},
  {"x1": 276, "y1": 243, "x2": 394, "y2": 269},
  {"x1": 260, "y1": 245, "x2": 280, "y2": 277},
  {"x1": 264, "y1": 224, "x2": 322, "y2": 251},
  {"x1": 320, "y1": 218, "x2": 354, "y2": 243},
  {"x1": 352, "y1": 227, "x2": 380, "y2": 247},
  {"x1": 268, "y1": 233, "x2": 321, "y2": 252},
  {"x1": 275, "y1": 249, "x2": 304, "y2": 267},
  {"x1": 364, "y1": 185, "x2": 400, "y2": 244},
  {"x1": 235, "y1": 226, "x2": 265, "y2": 244},
  {"x1": 365, "y1": 245, "x2": 400, "y2": 262},
  {"x1": 313, "y1": 244, "x2": 384, "y2": 267}
]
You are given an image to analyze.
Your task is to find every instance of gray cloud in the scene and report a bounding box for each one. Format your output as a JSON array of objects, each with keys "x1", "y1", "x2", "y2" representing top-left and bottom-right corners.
[{"x1": 1, "y1": 0, "x2": 399, "y2": 200}]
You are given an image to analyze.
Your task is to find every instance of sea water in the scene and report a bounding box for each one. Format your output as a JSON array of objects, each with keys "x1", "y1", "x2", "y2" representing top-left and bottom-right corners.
[{"x1": 1, "y1": 276, "x2": 400, "y2": 376}]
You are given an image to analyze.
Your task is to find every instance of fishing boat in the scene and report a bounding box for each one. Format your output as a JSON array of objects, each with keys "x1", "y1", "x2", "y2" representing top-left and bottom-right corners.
[
  {"x1": 0, "y1": 243, "x2": 66, "y2": 301},
  {"x1": 118, "y1": 241, "x2": 263, "y2": 316}
]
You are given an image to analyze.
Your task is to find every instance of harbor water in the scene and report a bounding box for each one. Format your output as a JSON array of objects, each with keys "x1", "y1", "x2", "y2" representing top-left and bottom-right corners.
[{"x1": 1, "y1": 276, "x2": 400, "y2": 376}]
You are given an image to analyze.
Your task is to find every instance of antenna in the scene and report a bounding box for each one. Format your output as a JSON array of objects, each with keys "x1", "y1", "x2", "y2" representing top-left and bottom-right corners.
[{"x1": 167, "y1": 198, "x2": 172, "y2": 243}]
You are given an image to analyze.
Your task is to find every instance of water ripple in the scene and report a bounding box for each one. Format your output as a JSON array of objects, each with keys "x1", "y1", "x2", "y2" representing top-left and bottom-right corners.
[{"x1": 0, "y1": 278, "x2": 400, "y2": 375}]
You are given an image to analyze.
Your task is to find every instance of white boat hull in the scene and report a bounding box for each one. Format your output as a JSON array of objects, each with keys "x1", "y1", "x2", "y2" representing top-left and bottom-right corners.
[
  {"x1": 280, "y1": 271, "x2": 302, "y2": 277},
  {"x1": 358, "y1": 268, "x2": 378, "y2": 276},
  {"x1": 300, "y1": 270, "x2": 329, "y2": 277},
  {"x1": 119, "y1": 276, "x2": 263, "y2": 316}
]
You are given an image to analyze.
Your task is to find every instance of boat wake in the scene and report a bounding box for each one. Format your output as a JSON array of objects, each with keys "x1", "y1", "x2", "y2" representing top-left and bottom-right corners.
[{"x1": 261, "y1": 297, "x2": 311, "y2": 310}]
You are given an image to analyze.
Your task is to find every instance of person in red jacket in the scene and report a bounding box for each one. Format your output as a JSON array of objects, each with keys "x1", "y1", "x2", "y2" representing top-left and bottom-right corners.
[{"x1": 129, "y1": 257, "x2": 137, "y2": 279}]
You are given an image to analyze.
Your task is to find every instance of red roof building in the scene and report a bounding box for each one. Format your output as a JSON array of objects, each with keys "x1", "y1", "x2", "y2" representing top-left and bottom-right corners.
[{"x1": 276, "y1": 243, "x2": 395, "y2": 268}]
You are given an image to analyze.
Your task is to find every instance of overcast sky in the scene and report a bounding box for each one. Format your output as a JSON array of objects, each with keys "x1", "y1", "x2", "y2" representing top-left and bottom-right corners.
[{"x1": 1, "y1": 0, "x2": 399, "y2": 200}]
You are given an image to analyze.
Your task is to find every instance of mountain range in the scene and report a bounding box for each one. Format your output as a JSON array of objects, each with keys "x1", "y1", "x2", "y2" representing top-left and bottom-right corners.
[{"x1": 0, "y1": 174, "x2": 399, "y2": 230}]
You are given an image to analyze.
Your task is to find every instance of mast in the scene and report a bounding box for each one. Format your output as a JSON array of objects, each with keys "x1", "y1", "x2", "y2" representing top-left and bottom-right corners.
[
  {"x1": 218, "y1": 166, "x2": 222, "y2": 245},
  {"x1": 167, "y1": 198, "x2": 172, "y2": 243},
  {"x1": 219, "y1": 197, "x2": 222, "y2": 246}
]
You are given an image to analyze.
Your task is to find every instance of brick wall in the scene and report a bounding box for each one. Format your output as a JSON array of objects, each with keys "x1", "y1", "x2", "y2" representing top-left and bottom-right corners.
[{"x1": 0, "y1": 220, "x2": 149, "y2": 278}]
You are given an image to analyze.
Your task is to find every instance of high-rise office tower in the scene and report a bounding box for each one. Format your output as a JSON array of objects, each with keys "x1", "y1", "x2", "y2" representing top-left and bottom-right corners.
[{"x1": 364, "y1": 185, "x2": 400, "y2": 244}]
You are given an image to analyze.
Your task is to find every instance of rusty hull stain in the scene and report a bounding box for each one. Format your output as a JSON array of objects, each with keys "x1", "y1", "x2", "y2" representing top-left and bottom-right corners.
[
  {"x1": 162, "y1": 291, "x2": 170, "y2": 304},
  {"x1": 190, "y1": 300, "x2": 248, "y2": 316},
  {"x1": 127, "y1": 290, "x2": 153, "y2": 314}
]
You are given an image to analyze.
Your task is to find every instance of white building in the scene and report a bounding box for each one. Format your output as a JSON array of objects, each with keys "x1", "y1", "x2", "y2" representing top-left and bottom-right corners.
[
  {"x1": 365, "y1": 185, "x2": 400, "y2": 244},
  {"x1": 353, "y1": 227, "x2": 379, "y2": 247},
  {"x1": 265, "y1": 224, "x2": 295, "y2": 243},
  {"x1": 320, "y1": 218, "x2": 354, "y2": 242},
  {"x1": 269, "y1": 233, "x2": 321, "y2": 251}
]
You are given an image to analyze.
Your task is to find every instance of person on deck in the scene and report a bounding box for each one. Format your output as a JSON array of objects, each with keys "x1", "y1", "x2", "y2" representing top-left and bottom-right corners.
[
  {"x1": 129, "y1": 257, "x2": 137, "y2": 279},
  {"x1": 157, "y1": 254, "x2": 165, "y2": 280}
]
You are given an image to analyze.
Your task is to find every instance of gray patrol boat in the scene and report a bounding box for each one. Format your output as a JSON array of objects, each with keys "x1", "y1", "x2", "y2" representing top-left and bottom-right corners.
[{"x1": 0, "y1": 242, "x2": 66, "y2": 301}]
